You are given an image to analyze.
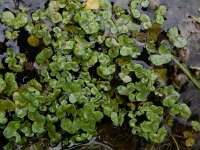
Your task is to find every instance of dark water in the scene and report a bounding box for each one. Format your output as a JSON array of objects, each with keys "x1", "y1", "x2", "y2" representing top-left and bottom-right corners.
[{"x1": 0, "y1": 0, "x2": 200, "y2": 150}]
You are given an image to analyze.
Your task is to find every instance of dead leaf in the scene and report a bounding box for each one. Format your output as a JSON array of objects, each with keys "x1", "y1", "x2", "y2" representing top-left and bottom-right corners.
[{"x1": 85, "y1": 0, "x2": 100, "y2": 9}]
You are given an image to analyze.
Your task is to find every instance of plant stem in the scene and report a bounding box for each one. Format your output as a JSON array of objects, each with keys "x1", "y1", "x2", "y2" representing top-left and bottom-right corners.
[
  {"x1": 171, "y1": 135, "x2": 180, "y2": 150},
  {"x1": 172, "y1": 56, "x2": 200, "y2": 90}
]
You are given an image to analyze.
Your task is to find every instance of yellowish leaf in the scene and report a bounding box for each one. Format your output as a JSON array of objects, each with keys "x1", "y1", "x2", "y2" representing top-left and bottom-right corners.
[
  {"x1": 154, "y1": 68, "x2": 168, "y2": 86},
  {"x1": 27, "y1": 35, "x2": 39, "y2": 47},
  {"x1": 183, "y1": 130, "x2": 196, "y2": 147},
  {"x1": 185, "y1": 138, "x2": 195, "y2": 147},
  {"x1": 127, "y1": 102, "x2": 136, "y2": 111},
  {"x1": 85, "y1": 0, "x2": 100, "y2": 9}
]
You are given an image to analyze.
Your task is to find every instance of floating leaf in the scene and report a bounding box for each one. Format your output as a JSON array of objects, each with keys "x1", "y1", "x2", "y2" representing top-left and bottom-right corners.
[
  {"x1": 167, "y1": 27, "x2": 187, "y2": 48},
  {"x1": 140, "y1": 14, "x2": 152, "y2": 29}
]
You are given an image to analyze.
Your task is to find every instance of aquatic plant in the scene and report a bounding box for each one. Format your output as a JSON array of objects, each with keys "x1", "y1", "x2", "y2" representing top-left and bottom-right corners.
[{"x1": 0, "y1": 0, "x2": 200, "y2": 149}]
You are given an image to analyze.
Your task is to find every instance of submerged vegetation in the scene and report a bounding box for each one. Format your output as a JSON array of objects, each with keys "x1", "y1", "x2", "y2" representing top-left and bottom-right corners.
[{"x1": 0, "y1": 0, "x2": 200, "y2": 149}]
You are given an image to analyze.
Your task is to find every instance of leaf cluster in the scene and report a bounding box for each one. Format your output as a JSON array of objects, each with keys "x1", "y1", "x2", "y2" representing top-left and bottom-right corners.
[{"x1": 0, "y1": 0, "x2": 198, "y2": 148}]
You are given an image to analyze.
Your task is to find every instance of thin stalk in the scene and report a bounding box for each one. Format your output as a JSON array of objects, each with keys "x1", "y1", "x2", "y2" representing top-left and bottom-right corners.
[
  {"x1": 172, "y1": 56, "x2": 200, "y2": 90},
  {"x1": 171, "y1": 135, "x2": 180, "y2": 150}
]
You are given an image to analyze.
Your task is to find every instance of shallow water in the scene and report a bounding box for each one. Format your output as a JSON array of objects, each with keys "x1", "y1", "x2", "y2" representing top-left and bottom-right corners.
[{"x1": 0, "y1": 0, "x2": 200, "y2": 150}]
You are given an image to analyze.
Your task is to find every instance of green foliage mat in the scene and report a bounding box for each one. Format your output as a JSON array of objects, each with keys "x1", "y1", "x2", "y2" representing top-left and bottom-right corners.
[{"x1": 0, "y1": 0, "x2": 199, "y2": 149}]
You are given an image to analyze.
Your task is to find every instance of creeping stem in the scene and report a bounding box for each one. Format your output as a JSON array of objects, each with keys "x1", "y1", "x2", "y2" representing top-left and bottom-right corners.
[{"x1": 172, "y1": 56, "x2": 200, "y2": 90}]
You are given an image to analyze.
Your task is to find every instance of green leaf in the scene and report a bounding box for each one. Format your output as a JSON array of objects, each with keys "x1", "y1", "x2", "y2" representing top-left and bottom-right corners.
[
  {"x1": 0, "y1": 77, "x2": 6, "y2": 93},
  {"x1": 191, "y1": 121, "x2": 200, "y2": 132},
  {"x1": 56, "y1": 104, "x2": 76, "y2": 119},
  {"x1": 131, "y1": 9, "x2": 141, "y2": 18},
  {"x1": 19, "y1": 91, "x2": 40, "y2": 112},
  {"x1": 143, "y1": 22, "x2": 152, "y2": 29},
  {"x1": 167, "y1": 27, "x2": 179, "y2": 38},
  {"x1": 140, "y1": 121, "x2": 159, "y2": 133},
  {"x1": 149, "y1": 127, "x2": 167, "y2": 143},
  {"x1": 19, "y1": 122, "x2": 34, "y2": 137},
  {"x1": 171, "y1": 103, "x2": 191, "y2": 119},
  {"x1": 3, "y1": 72, "x2": 18, "y2": 96},
  {"x1": 115, "y1": 15, "x2": 132, "y2": 33},
  {"x1": 5, "y1": 30, "x2": 19, "y2": 40},
  {"x1": 130, "y1": 1, "x2": 140, "y2": 18},
  {"x1": 36, "y1": 48, "x2": 53, "y2": 66},
  {"x1": 15, "y1": 108, "x2": 27, "y2": 119},
  {"x1": 135, "y1": 82, "x2": 150, "y2": 101},
  {"x1": 108, "y1": 48, "x2": 119, "y2": 58},
  {"x1": 155, "y1": 6, "x2": 167, "y2": 25},
  {"x1": 136, "y1": 90, "x2": 150, "y2": 101},
  {"x1": 100, "y1": 0, "x2": 112, "y2": 10},
  {"x1": 99, "y1": 53, "x2": 111, "y2": 64},
  {"x1": 146, "y1": 42, "x2": 156, "y2": 52},
  {"x1": 173, "y1": 36, "x2": 187, "y2": 48},
  {"x1": 118, "y1": 72, "x2": 132, "y2": 83},
  {"x1": 28, "y1": 79, "x2": 43, "y2": 91},
  {"x1": 99, "y1": 64, "x2": 116, "y2": 76},
  {"x1": 0, "y1": 99, "x2": 15, "y2": 112},
  {"x1": 50, "y1": 12, "x2": 62, "y2": 23},
  {"x1": 160, "y1": 86, "x2": 179, "y2": 107},
  {"x1": 0, "y1": 111, "x2": 7, "y2": 124},
  {"x1": 32, "y1": 9, "x2": 46, "y2": 21},
  {"x1": 140, "y1": 14, "x2": 152, "y2": 29},
  {"x1": 155, "y1": 6, "x2": 167, "y2": 16},
  {"x1": 13, "y1": 13, "x2": 28, "y2": 29},
  {"x1": 159, "y1": 44, "x2": 171, "y2": 54},
  {"x1": 62, "y1": 82, "x2": 81, "y2": 93},
  {"x1": 167, "y1": 27, "x2": 187, "y2": 48},
  {"x1": 141, "y1": 0, "x2": 149, "y2": 8},
  {"x1": 3, "y1": 121, "x2": 21, "y2": 143},
  {"x1": 111, "y1": 112, "x2": 118, "y2": 126},
  {"x1": 151, "y1": 54, "x2": 172, "y2": 66},
  {"x1": 69, "y1": 93, "x2": 77, "y2": 103},
  {"x1": 74, "y1": 10, "x2": 100, "y2": 34},
  {"x1": 62, "y1": 11, "x2": 72, "y2": 24},
  {"x1": 79, "y1": 71, "x2": 91, "y2": 83},
  {"x1": 149, "y1": 105, "x2": 163, "y2": 115},
  {"x1": 117, "y1": 85, "x2": 128, "y2": 95},
  {"x1": 1, "y1": 11, "x2": 15, "y2": 26},
  {"x1": 156, "y1": 15, "x2": 165, "y2": 25},
  {"x1": 61, "y1": 118, "x2": 79, "y2": 134},
  {"x1": 105, "y1": 37, "x2": 119, "y2": 48},
  {"x1": 28, "y1": 112, "x2": 46, "y2": 134}
]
